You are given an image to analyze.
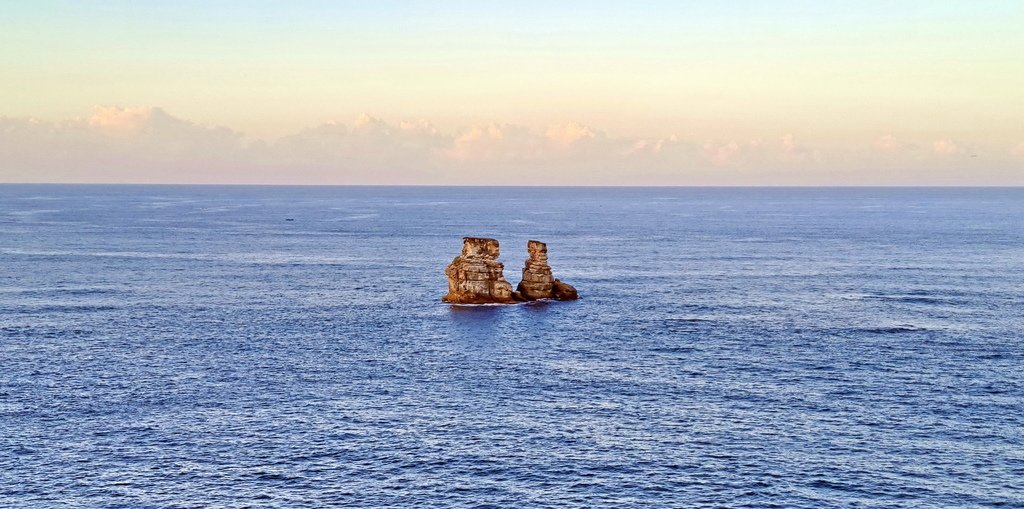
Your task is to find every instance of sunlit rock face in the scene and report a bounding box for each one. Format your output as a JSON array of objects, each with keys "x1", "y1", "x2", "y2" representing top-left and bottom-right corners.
[
  {"x1": 516, "y1": 240, "x2": 578, "y2": 301},
  {"x1": 442, "y1": 237, "x2": 519, "y2": 304}
]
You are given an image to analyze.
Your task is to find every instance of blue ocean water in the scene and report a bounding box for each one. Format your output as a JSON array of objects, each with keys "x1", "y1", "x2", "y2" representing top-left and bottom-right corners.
[{"x1": 1, "y1": 185, "x2": 1022, "y2": 508}]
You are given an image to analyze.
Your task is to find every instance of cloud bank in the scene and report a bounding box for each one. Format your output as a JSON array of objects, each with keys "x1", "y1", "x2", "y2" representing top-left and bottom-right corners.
[{"x1": 1, "y1": 106, "x2": 1021, "y2": 185}]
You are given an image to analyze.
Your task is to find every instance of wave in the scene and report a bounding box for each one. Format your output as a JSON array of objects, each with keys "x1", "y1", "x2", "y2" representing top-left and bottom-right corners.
[
  {"x1": 845, "y1": 292, "x2": 964, "y2": 305},
  {"x1": 0, "y1": 248, "x2": 372, "y2": 266},
  {"x1": 0, "y1": 287, "x2": 123, "y2": 297},
  {"x1": 857, "y1": 325, "x2": 927, "y2": 334}
]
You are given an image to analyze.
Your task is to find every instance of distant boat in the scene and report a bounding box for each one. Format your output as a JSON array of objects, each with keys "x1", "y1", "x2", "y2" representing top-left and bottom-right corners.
[{"x1": 285, "y1": 218, "x2": 295, "y2": 221}]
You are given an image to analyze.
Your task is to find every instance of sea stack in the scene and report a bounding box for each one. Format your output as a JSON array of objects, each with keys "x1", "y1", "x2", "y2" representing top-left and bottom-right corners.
[
  {"x1": 442, "y1": 237, "x2": 519, "y2": 304},
  {"x1": 516, "y1": 240, "x2": 579, "y2": 301}
]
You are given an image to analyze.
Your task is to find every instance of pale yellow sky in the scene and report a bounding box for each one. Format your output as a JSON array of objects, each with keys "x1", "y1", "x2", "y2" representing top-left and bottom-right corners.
[{"x1": 1, "y1": 1, "x2": 1023, "y2": 184}]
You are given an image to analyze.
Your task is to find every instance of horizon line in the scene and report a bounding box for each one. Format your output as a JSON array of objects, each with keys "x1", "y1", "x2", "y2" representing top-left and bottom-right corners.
[{"x1": 2, "y1": 182, "x2": 1023, "y2": 189}]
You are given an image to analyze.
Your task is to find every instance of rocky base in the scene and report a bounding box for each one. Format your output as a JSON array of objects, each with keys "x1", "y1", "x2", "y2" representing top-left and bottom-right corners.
[{"x1": 551, "y1": 279, "x2": 579, "y2": 300}]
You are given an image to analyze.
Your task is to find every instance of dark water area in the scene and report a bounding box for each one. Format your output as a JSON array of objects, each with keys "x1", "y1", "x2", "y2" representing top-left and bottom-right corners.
[{"x1": 1, "y1": 185, "x2": 1023, "y2": 508}]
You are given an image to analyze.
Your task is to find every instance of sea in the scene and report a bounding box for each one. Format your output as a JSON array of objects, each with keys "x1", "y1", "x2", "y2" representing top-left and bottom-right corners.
[{"x1": 1, "y1": 185, "x2": 1022, "y2": 508}]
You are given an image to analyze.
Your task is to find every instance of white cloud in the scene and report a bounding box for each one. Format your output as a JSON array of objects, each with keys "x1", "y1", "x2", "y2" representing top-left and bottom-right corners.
[
  {"x1": 545, "y1": 122, "x2": 602, "y2": 146},
  {"x1": 932, "y1": 139, "x2": 965, "y2": 157},
  {"x1": 447, "y1": 123, "x2": 541, "y2": 162},
  {"x1": 781, "y1": 133, "x2": 797, "y2": 152},
  {"x1": 399, "y1": 119, "x2": 440, "y2": 137},
  {"x1": 781, "y1": 133, "x2": 808, "y2": 161},
  {"x1": 623, "y1": 135, "x2": 681, "y2": 157},
  {"x1": 0, "y1": 106, "x2": 244, "y2": 182},
  {"x1": 872, "y1": 134, "x2": 926, "y2": 158},
  {"x1": 874, "y1": 134, "x2": 900, "y2": 153},
  {"x1": 88, "y1": 105, "x2": 150, "y2": 131},
  {"x1": 701, "y1": 140, "x2": 742, "y2": 166},
  {"x1": 1, "y1": 106, "x2": 1018, "y2": 184},
  {"x1": 700, "y1": 139, "x2": 773, "y2": 166}
]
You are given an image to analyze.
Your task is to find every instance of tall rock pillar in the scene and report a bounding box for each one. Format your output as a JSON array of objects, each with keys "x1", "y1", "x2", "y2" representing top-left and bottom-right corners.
[{"x1": 442, "y1": 237, "x2": 519, "y2": 304}]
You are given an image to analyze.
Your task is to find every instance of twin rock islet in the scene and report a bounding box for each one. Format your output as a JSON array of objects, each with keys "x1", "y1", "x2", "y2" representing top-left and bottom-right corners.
[{"x1": 442, "y1": 237, "x2": 578, "y2": 304}]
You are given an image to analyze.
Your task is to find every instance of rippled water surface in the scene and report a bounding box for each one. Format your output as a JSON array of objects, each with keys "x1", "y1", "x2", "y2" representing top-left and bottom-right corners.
[{"x1": 2, "y1": 185, "x2": 1023, "y2": 508}]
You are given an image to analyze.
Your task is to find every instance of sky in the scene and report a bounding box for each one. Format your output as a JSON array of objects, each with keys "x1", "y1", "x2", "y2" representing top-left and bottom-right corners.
[{"x1": 1, "y1": 1, "x2": 1023, "y2": 185}]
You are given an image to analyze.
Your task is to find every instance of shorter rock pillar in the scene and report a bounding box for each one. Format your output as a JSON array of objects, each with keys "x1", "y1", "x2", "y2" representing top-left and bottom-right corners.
[{"x1": 516, "y1": 240, "x2": 578, "y2": 301}]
